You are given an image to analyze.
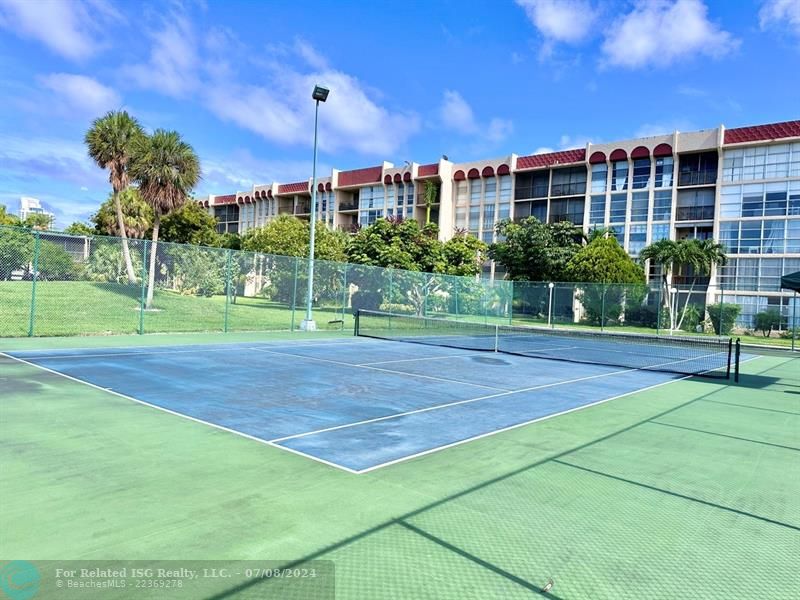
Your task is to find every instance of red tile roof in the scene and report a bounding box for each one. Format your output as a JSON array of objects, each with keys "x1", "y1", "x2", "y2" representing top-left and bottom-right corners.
[
  {"x1": 517, "y1": 148, "x2": 585, "y2": 170},
  {"x1": 277, "y1": 181, "x2": 309, "y2": 194},
  {"x1": 418, "y1": 163, "x2": 439, "y2": 176},
  {"x1": 338, "y1": 165, "x2": 383, "y2": 187},
  {"x1": 724, "y1": 120, "x2": 800, "y2": 144},
  {"x1": 214, "y1": 194, "x2": 236, "y2": 204}
]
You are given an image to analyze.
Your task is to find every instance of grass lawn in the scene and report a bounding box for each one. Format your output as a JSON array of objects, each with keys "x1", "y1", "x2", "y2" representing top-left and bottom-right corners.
[{"x1": 0, "y1": 280, "x2": 352, "y2": 337}]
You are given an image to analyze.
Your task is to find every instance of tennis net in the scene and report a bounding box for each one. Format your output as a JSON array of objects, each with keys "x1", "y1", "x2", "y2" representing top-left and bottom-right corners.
[{"x1": 355, "y1": 310, "x2": 736, "y2": 378}]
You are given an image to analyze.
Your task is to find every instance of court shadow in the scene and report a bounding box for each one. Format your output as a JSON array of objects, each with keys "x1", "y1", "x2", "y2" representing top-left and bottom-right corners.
[{"x1": 733, "y1": 374, "x2": 782, "y2": 389}]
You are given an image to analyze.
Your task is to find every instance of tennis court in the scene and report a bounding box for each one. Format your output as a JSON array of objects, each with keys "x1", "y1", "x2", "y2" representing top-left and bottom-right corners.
[{"x1": 1, "y1": 319, "x2": 798, "y2": 599}]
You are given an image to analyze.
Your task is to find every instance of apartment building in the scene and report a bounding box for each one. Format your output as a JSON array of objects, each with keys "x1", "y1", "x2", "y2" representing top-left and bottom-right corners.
[{"x1": 197, "y1": 119, "x2": 800, "y2": 328}]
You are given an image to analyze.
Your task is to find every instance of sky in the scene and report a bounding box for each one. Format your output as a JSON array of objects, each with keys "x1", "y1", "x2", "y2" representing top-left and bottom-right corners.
[{"x1": 0, "y1": 0, "x2": 799, "y2": 228}]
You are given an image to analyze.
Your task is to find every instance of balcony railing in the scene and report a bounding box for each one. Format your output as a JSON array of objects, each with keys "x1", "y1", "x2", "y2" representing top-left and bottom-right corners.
[
  {"x1": 549, "y1": 182, "x2": 586, "y2": 197},
  {"x1": 678, "y1": 170, "x2": 717, "y2": 187},
  {"x1": 675, "y1": 205, "x2": 715, "y2": 221},
  {"x1": 294, "y1": 203, "x2": 311, "y2": 215},
  {"x1": 338, "y1": 200, "x2": 359, "y2": 211}
]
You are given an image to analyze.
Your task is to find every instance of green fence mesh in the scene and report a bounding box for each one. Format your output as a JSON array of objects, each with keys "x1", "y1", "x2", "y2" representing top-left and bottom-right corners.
[{"x1": 0, "y1": 226, "x2": 512, "y2": 337}]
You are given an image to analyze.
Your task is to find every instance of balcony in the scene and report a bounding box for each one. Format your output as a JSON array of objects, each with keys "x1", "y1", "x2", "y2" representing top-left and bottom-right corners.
[
  {"x1": 675, "y1": 206, "x2": 714, "y2": 221},
  {"x1": 678, "y1": 170, "x2": 717, "y2": 187},
  {"x1": 294, "y1": 202, "x2": 311, "y2": 215},
  {"x1": 549, "y1": 182, "x2": 586, "y2": 197},
  {"x1": 338, "y1": 200, "x2": 358, "y2": 212}
]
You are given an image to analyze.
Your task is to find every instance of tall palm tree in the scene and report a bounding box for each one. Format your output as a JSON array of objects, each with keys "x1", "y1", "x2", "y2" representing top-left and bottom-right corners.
[
  {"x1": 130, "y1": 129, "x2": 201, "y2": 309},
  {"x1": 640, "y1": 238, "x2": 727, "y2": 331},
  {"x1": 85, "y1": 111, "x2": 145, "y2": 284}
]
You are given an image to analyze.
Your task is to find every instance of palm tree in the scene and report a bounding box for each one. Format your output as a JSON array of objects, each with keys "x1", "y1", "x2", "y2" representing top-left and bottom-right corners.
[
  {"x1": 129, "y1": 129, "x2": 201, "y2": 309},
  {"x1": 640, "y1": 238, "x2": 727, "y2": 331},
  {"x1": 86, "y1": 111, "x2": 145, "y2": 283},
  {"x1": 422, "y1": 180, "x2": 438, "y2": 225}
]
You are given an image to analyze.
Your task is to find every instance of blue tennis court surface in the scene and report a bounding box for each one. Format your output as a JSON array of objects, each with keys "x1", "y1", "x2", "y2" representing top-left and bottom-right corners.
[{"x1": 5, "y1": 337, "x2": 715, "y2": 473}]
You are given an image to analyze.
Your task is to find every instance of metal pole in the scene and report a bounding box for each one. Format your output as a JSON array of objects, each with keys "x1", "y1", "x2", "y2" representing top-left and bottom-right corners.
[
  {"x1": 139, "y1": 240, "x2": 147, "y2": 335},
  {"x1": 301, "y1": 99, "x2": 320, "y2": 331},
  {"x1": 656, "y1": 283, "x2": 662, "y2": 336},
  {"x1": 600, "y1": 284, "x2": 605, "y2": 333},
  {"x1": 27, "y1": 231, "x2": 40, "y2": 337},
  {"x1": 793, "y1": 291, "x2": 797, "y2": 352},
  {"x1": 291, "y1": 256, "x2": 299, "y2": 332},
  {"x1": 548, "y1": 283, "x2": 554, "y2": 327},
  {"x1": 223, "y1": 249, "x2": 232, "y2": 333}
]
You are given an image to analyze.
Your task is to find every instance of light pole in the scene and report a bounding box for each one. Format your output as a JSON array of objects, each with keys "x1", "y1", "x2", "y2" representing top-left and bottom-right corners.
[
  {"x1": 547, "y1": 282, "x2": 555, "y2": 327},
  {"x1": 669, "y1": 287, "x2": 678, "y2": 335},
  {"x1": 300, "y1": 84, "x2": 330, "y2": 332}
]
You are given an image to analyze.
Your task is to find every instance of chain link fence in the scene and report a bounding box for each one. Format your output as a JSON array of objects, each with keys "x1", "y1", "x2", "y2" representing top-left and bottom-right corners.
[{"x1": 0, "y1": 226, "x2": 512, "y2": 338}]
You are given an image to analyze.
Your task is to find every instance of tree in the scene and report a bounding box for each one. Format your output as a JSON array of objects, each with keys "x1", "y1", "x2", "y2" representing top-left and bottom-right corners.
[
  {"x1": 160, "y1": 201, "x2": 220, "y2": 246},
  {"x1": 0, "y1": 228, "x2": 33, "y2": 280},
  {"x1": 488, "y1": 217, "x2": 583, "y2": 281},
  {"x1": 64, "y1": 222, "x2": 95, "y2": 236},
  {"x1": 0, "y1": 204, "x2": 22, "y2": 226},
  {"x1": 707, "y1": 303, "x2": 741, "y2": 335},
  {"x1": 566, "y1": 236, "x2": 646, "y2": 326},
  {"x1": 754, "y1": 309, "x2": 781, "y2": 337},
  {"x1": 640, "y1": 238, "x2": 727, "y2": 331},
  {"x1": 85, "y1": 111, "x2": 146, "y2": 284},
  {"x1": 84, "y1": 241, "x2": 144, "y2": 284},
  {"x1": 36, "y1": 241, "x2": 77, "y2": 280},
  {"x1": 422, "y1": 180, "x2": 438, "y2": 225},
  {"x1": 91, "y1": 188, "x2": 153, "y2": 238},
  {"x1": 23, "y1": 213, "x2": 53, "y2": 230},
  {"x1": 346, "y1": 218, "x2": 486, "y2": 315},
  {"x1": 129, "y1": 129, "x2": 201, "y2": 309},
  {"x1": 241, "y1": 215, "x2": 348, "y2": 260}
]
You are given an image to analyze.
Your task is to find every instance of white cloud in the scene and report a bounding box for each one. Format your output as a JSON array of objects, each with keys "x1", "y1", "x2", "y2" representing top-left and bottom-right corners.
[
  {"x1": 0, "y1": 0, "x2": 119, "y2": 60},
  {"x1": 199, "y1": 151, "x2": 318, "y2": 195},
  {"x1": 516, "y1": 0, "x2": 597, "y2": 44},
  {"x1": 635, "y1": 120, "x2": 695, "y2": 138},
  {"x1": 759, "y1": 0, "x2": 800, "y2": 36},
  {"x1": 122, "y1": 12, "x2": 199, "y2": 97},
  {"x1": 39, "y1": 73, "x2": 121, "y2": 116},
  {"x1": 487, "y1": 118, "x2": 514, "y2": 143},
  {"x1": 439, "y1": 91, "x2": 513, "y2": 144},
  {"x1": 602, "y1": 0, "x2": 738, "y2": 69},
  {"x1": 532, "y1": 147, "x2": 555, "y2": 155},
  {"x1": 123, "y1": 13, "x2": 417, "y2": 157},
  {"x1": 0, "y1": 135, "x2": 106, "y2": 189},
  {"x1": 440, "y1": 90, "x2": 478, "y2": 134}
]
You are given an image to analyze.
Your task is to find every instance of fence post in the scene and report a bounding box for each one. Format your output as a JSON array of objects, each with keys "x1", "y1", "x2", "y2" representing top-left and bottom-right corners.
[
  {"x1": 223, "y1": 249, "x2": 232, "y2": 333},
  {"x1": 388, "y1": 268, "x2": 393, "y2": 313},
  {"x1": 600, "y1": 284, "x2": 606, "y2": 333},
  {"x1": 656, "y1": 283, "x2": 662, "y2": 336},
  {"x1": 290, "y1": 256, "x2": 299, "y2": 332},
  {"x1": 454, "y1": 278, "x2": 459, "y2": 320},
  {"x1": 27, "y1": 230, "x2": 40, "y2": 337},
  {"x1": 139, "y1": 240, "x2": 148, "y2": 335},
  {"x1": 341, "y1": 263, "x2": 348, "y2": 329}
]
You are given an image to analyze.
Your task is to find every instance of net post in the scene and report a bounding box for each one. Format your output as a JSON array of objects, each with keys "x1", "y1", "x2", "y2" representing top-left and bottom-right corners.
[
  {"x1": 600, "y1": 283, "x2": 606, "y2": 333},
  {"x1": 139, "y1": 239, "x2": 148, "y2": 334},
  {"x1": 354, "y1": 310, "x2": 360, "y2": 337},
  {"x1": 341, "y1": 263, "x2": 348, "y2": 330},
  {"x1": 726, "y1": 337, "x2": 732, "y2": 380},
  {"x1": 494, "y1": 324, "x2": 499, "y2": 352},
  {"x1": 27, "y1": 230, "x2": 40, "y2": 337},
  {"x1": 734, "y1": 338, "x2": 741, "y2": 383}
]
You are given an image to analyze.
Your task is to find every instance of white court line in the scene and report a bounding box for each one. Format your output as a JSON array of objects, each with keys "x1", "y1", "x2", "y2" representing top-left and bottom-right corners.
[
  {"x1": 270, "y1": 350, "x2": 727, "y2": 445},
  {"x1": 4, "y1": 338, "x2": 375, "y2": 361},
  {"x1": 357, "y1": 354, "x2": 763, "y2": 473},
  {"x1": 270, "y1": 363, "x2": 660, "y2": 444},
  {"x1": 0, "y1": 351, "x2": 359, "y2": 475},
  {"x1": 355, "y1": 374, "x2": 693, "y2": 474},
  {"x1": 249, "y1": 347, "x2": 508, "y2": 392},
  {"x1": 359, "y1": 353, "x2": 476, "y2": 366}
]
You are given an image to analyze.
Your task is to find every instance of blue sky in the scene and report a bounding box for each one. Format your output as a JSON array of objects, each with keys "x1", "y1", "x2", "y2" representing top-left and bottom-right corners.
[{"x1": 0, "y1": 0, "x2": 798, "y2": 228}]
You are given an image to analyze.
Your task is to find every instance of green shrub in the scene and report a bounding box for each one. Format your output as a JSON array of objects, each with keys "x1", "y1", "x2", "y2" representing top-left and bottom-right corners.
[
  {"x1": 779, "y1": 327, "x2": 799, "y2": 340},
  {"x1": 351, "y1": 290, "x2": 383, "y2": 314},
  {"x1": 37, "y1": 241, "x2": 78, "y2": 280},
  {"x1": 754, "y1": 309, "x2": 782, "y2": 337},
  {"x1": 707, "y1": 302, "x2": 741, "y2": 335}
]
